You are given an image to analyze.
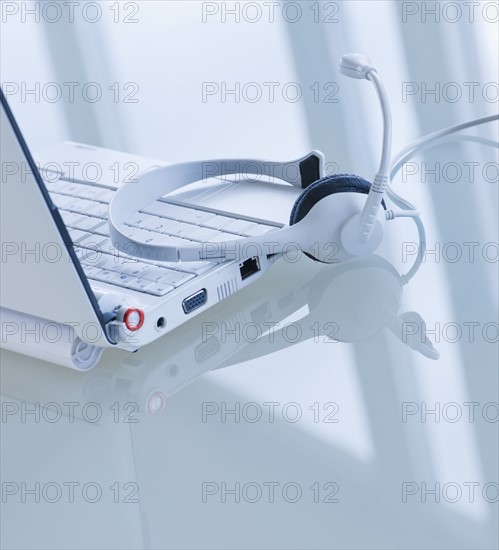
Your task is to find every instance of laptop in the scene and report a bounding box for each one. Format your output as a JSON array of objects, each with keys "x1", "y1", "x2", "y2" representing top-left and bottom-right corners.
[{"x1": 0, "y1": 89, "x2": 303, "y2": 352}]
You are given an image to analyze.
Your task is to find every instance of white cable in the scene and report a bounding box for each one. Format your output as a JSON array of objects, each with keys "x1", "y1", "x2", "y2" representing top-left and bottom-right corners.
[
  {"x1": 354, "y1": 70, "x2": 392, "y2": 245},
  {"x1": 391, "y1": 114, "x2": 499, "y2": 173},
  {"x1": 385, "y1": 209, "x2": 421, "y2": 220},
  {"x1": 368, "y1": 70, "x2": 392, "y2": 176},
  {"x1": 387, "y1": 114, "x2": 498, "y2": 283},
  {"x1": 387, "y1": 114, "x2": 499, "y2": 212},
  {"x1": 338, "y1": 54, "x2": 393, "y2": 252}
]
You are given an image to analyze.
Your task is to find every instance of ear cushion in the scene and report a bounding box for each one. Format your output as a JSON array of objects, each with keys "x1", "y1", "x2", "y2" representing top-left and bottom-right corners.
[{"x1": 289, "y1": 173, "x2": 386, "y2": 225}]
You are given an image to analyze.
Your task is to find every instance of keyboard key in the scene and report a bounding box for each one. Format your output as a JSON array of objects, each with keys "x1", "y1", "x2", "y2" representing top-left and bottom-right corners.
[
  {"x1": 94, "y1": 223, "x2": 110, "y2": 237},
  {"x1": 60, "y1": 211, "x2": 85, "y2": 226},
  {"x1": 141, "y1": 217, "x2": 178, "y2": 233},
  {"x1": 77, "y1": 186, "x2": 110, "y2": 201},
  {"x1": 129, "y1": 212, "x2": 156, "y2": 228},
  {"x1": 140, "y1": 203, "x2": 164, "y2": 217},
  {"x1": 51, "y1": 194, "x2": 75, "y2": 209},
  {"x1": 110, "y1": 257, "x2": 136, "y2": 269},
  {"x1": 67, "y1": 198, "x2": 95, "y2": 214},
  {"x1": 95, "y1": 233, "x2": 115, "y2": 258},
  {"x1": 61, "y1": 182, "x2": 89, "y2": 196},
  {"x1": 209, "y1": 232, "x2": 242, "y2": 243},
  {"x1": 92, "y1": 269, "x2": 122, "y2": 283},
  {"x1": 49, "y1": 183, "x2": 84, "y2": 197},
  {"x1": 221, "y1": 219, "x2": 256, "y2": 234},
  {"x1": 120, "y1": 261, "x2": 158, "y2": 278},
  {"x1": 113, "y1": 272, "x2": 136, "y2": 287},
  {"x1": 73, "y1": 216, "x2": 106, "y2": 232},
  {"x1": 72, "y1": 246, "x2": 87, "y2": 261},
  {"x1": 243, "y1": 224, "x2": 277, "y2": 237},
  {"x1": 78, "y1": 234, "x2": 109, "y2": 249},
  {"x1": 154, "y1": 260, "x2": 191, "y2": 271},
  {"x1": 164, "y1": 222, "x2": 198, "y2": 238},
  {"x1": 143, "y1": 282, "x2": 175, "y2": 296},
  {"x1": 141, "y1": 201, "x2": 193, "y2": 220},
  {"x1": 95, "y1": 254, "x2": 122, "y2": 270},
  {"x1": 77, "y1": 249, "x2": 103, "y2": 264},
  {"x1": 154, "y1": 271, "x2": 195, "y2": 288},
  {"x1": 126, "y1": 228, "x2": 175, "y2": 246},
  {"x1": 202, "y1": 215, "x2": 239, "y2": 230},
  {"x1": 126, "y1": 278, "x2": 154, "y2": 293},
  {"x1": 68, "y1": 229, "x2": 88, "y2": 243},
  {"x1": 43, "y1": 178, "x2": 66, "y2": 192},
  {"x1": 74, "y1": 246, "x2": 101, "y2": 263},
  {"x1": 96, "y1": 189, "x2": 115, "y2": 203},
  {"x1": 182, "y1": 209, "x2": 217, "y2": 225},
  {"x1": 175, "y1": 261, "x2": 217, "y2": 274},
  {"x1": 82, "y1": 264, "x2": 102, "y2": 278},
  {"x1": 140, "y1": 267, "x2": 173, "y2": 282},
  {"x1": 152, "y1": 259, "x2": 215, "y2": 274},
  {"x1": 85, "y1": 202, "x2": 108, "y2": 218},
  {"x1": 155, "y1": 235, "x2": 192, "y2": 247},
  {"x1": 187, "y1": 227, "x2": 222, "y2": 242},
  {"x1": 163, "y1": 203, "x2": 197, "y2": 219},
  {"x1": 124, "y1": 227, "x2": 151, "y2": 240}
]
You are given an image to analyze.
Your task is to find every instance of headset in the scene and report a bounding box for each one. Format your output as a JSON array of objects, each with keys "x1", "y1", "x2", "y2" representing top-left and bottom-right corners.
[{"x1": 108, "y1": 53, "x2": 498, "y2": 266}]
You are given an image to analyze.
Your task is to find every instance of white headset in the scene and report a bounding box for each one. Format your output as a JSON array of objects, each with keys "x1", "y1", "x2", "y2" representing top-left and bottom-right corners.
[{"x1": 108, "y1": 53, "x2": 498, "y2": 266}]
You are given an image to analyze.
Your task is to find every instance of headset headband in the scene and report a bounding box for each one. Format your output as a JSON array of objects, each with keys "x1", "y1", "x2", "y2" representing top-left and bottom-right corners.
[{"x1": 108, "y1": 152, "x2": 325, "y2": 263}]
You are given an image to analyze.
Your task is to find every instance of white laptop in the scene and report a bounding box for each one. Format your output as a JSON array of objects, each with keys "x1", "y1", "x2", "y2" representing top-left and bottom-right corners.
[{"x1": 0, "y1": 89, "x2": 303, "y2": 352}]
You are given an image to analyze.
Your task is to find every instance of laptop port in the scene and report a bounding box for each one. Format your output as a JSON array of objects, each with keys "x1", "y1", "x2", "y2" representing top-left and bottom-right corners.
[
  {"x1": 182, "y1": 289, "x2": 208, "y2": 314},
  {"x1": 156, "y1": 316, "x2": 166, "y2": 329},
  {"x1": 239, "y1": 256, "x2": 260, "y2": 281}
]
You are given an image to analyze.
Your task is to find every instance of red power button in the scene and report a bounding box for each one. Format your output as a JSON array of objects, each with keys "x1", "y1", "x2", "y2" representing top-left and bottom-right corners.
[{"x1": 123, "y1": 308, "x2": 145, "y2": 331}]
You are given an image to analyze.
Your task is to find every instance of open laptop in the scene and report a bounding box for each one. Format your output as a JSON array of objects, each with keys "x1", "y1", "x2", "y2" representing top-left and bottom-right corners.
[{"x1": 0, "y1": 89, "x2": 303, "y2": 352}]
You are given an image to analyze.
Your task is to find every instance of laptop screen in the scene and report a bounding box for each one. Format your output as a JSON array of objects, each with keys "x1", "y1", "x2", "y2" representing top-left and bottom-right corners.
[{"x1": 0, "y1": 89, "x2": 110, "y2": 346}]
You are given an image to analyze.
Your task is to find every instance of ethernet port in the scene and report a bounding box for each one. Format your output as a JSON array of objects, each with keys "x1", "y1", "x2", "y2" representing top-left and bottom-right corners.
[{"x1": 239, "y1": 256, "x2": 260, "y2": 281}]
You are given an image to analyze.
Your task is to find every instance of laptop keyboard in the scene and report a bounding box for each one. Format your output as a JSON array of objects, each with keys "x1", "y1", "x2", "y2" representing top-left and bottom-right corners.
[{"x1": 44, "y1": 177, "x2": 278, "y2": 297}]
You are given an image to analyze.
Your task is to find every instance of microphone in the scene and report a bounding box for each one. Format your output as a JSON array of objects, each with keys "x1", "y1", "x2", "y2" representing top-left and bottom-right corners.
[{"x1": 338, "y1": 53, "x2": 392, "y2": 256}]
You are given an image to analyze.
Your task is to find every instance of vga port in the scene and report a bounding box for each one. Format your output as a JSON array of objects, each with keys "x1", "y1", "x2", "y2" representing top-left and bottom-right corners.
[{"x1": 182, "y1": 289, "x2": 208, "y2": 314}]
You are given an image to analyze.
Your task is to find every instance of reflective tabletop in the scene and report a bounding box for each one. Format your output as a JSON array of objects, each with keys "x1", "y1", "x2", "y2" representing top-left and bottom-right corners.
[{"x1": 1, "y1": 133, "x2": 498, "y2": 549}]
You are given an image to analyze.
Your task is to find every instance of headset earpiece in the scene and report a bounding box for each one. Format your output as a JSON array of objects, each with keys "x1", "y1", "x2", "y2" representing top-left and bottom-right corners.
[
  {"x1": 288, "y1": 174, "x2": 387, "y2": 263},
  {"x1": 289, "y1": 173, "x2": 383, "y2": 226}
]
